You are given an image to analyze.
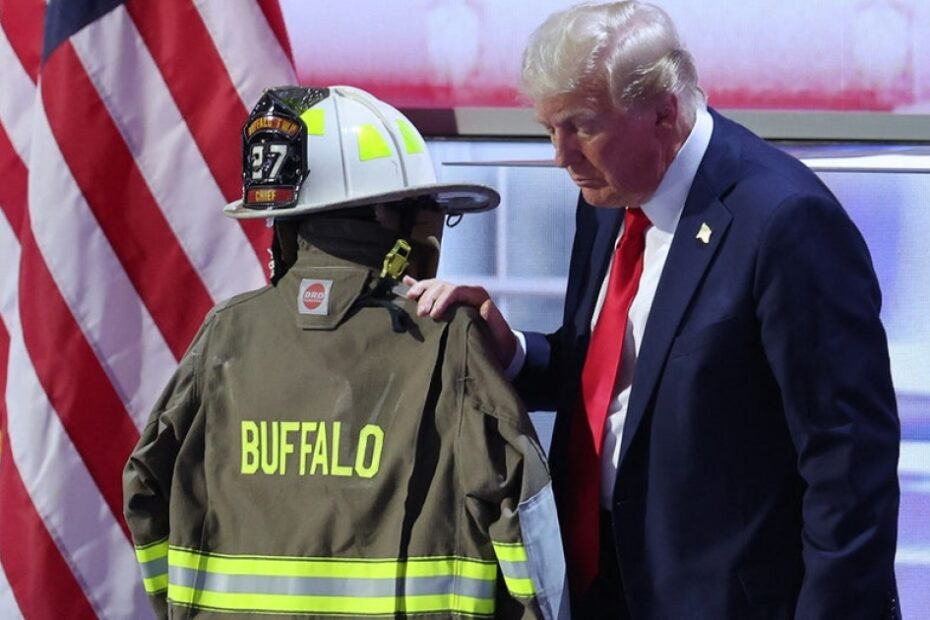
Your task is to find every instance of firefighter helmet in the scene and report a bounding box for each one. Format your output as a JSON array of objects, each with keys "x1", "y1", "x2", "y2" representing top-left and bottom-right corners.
[{"x1": 224, "y1": 86, "x2": 499, "y2": 219}]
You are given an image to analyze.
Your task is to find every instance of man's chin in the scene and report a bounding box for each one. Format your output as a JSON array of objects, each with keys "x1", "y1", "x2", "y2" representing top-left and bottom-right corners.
[{"x1": 580, "y1": 187, "x2": 624, "y2": 208}]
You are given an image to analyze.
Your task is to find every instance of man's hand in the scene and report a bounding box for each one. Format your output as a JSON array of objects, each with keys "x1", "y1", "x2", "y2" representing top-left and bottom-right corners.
[{"x1": 403, "y1": 276, "x2": 517, "y2": 368}]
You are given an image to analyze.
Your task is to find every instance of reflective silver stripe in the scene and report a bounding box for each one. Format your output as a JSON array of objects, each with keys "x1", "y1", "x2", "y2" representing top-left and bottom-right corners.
[
  {"x1": 139, "y1": 556, "x2": 168, "y2": 580},
  {"x1": 169, "y1": 566, "x2": 496, "y2": 600},
  {"x1": 519, "y1": 481, "x2": 570, "y2": 620},
  {"x1": 498, "y1": 559, "x2": 531, "y2": 580}
]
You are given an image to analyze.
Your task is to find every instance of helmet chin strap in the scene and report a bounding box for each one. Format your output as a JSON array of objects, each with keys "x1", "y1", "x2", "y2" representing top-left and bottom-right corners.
[{"x1": 269, "y1": 220, "x2": 299, "y2": 284}]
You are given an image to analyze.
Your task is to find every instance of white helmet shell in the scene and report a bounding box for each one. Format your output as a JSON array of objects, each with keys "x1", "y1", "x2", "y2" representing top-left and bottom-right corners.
[{"x1": 225, "y1": 86, "x2": 499, "y2": 219}]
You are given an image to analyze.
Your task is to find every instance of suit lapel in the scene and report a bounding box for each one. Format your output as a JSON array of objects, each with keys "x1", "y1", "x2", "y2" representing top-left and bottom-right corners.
[
  {"x1": 617, "y1": 111, "x2": 740, "y2": 469},
  {"x1": 574, "y1": 206, "x2": 625, "y2": 337},
  {"x1": 559, "y1": 205, "x2": 624, "y2": 414}
]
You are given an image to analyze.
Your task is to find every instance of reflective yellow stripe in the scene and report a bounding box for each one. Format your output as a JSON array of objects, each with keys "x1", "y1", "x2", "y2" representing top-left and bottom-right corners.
[
  {"x1": 356, "y1": 124, "x2": 392, "y2": 160},
  {"x1": 134, "y1": 539, "x2": 168, "y2": 563},
  {"x1": 169, "y1": 547, "x2": 496, "y2": 580},
  {"x1": 395, "y1": 119, "x2": 425, "y2": 154},
  {"x1": 501, "y1": 575, "x2": 535, "y2": 598},
  {"x1": 143, "y1": 574, "x2": 168, "y2": 594},
  {"x1": 300, "y1": 108, "x2": 325, "y2": 135},
  {"x1": 492, "y1": 541, "x2": 536, "y2": 597},
  {"x1": 169, "y1": 586, "x2": 496, "y2": 615},
  {"x1": 492, "y1": 541, "x2": 528, "y2": 563},
  {"x1": 135, "y1": 540, "x2": 169, "y2": 594},
  {"x1": 166, "y1": 547, "x2": 498, "y2": 616}
]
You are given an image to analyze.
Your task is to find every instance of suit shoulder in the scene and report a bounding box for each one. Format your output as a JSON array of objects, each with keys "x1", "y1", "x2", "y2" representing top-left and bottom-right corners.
[{"x1": 724, "y1": 143, "x2": 840, "y2": 225}]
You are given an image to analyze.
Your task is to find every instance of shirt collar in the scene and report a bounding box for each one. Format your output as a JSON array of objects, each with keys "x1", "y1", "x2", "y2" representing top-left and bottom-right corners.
[{"x1": 639, "y1": 107, "x2": 713, "y2": 233}]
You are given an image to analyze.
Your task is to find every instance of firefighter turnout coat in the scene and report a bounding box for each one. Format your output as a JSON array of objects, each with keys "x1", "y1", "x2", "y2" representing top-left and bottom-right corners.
[{"x1": 123, "y1": 220, "x2": 569, "y2": 619}]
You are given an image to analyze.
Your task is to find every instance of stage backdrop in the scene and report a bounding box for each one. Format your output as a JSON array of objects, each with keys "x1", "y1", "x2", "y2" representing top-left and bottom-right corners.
[{"x1": 281, "y1": 0, "x2": 930, "y2": 113}]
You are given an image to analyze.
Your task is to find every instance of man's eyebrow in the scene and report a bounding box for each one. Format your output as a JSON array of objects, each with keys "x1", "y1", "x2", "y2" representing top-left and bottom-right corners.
[{"x1": 538, "y1": 106, "x2": 598, "y2": 127}]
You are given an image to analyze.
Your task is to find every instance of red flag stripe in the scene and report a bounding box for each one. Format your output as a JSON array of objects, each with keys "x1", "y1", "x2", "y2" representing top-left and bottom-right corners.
[
  {"x1": 41, "y1": 43, "x2": 215, "y2": 360},
  {"x1": 125, "y1": 0, "x2": 271, "y2": 265},
  {"x1": 1, "y1": 213, "x2": 145, "y2": 618},
  {"x1": 194, "y1": 0, "x2": 296, "y2": 111},
  {"x1": 69, "y1": 7, "x2": 267, "y2": 302},
  {"x1": 18, "y1": 227, "x2": 139, "y2": 540},
  {"x1": 0, "y1": 400, "x2": 98, "y2": 620},
  {"x1": 0, "y1": 2, "x2": 298, "y2": 615},
  {"x1": 0, "y1": 123, "x2": 27, "y2": 237},
  {"x1": 0, "y1": 311, "x2": 29, "y2": 620},
  {"x1": 27, "y1": 59, "x2": 189, "y2": 427},
  {"x1": 0, "y1": 0, "x2": 44, "y2": 83}
]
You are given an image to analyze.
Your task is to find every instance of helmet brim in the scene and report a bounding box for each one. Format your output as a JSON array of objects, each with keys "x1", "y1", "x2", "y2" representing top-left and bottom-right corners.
[{"x1": 224, "y1": 182, "x2": 500, "y2": 220}]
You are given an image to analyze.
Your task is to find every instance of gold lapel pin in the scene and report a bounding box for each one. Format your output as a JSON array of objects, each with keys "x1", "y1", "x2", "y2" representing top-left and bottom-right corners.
[{"x1": 696, "y1": 222, "x2": 712, "y2": 244}]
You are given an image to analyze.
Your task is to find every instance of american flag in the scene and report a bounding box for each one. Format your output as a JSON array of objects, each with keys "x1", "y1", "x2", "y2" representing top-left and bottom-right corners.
[{"x1": 0, "y1": 1, "x2": 295, "y2": 616}]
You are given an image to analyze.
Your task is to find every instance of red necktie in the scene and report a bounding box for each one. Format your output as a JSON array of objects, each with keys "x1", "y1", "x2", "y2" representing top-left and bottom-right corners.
[{"x1": 563, "y1": 207, "x2": 650, "y2": 594}]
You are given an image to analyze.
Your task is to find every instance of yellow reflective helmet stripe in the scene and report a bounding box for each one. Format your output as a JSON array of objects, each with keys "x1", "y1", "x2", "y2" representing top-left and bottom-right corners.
[
  {"x1": 356, "y1": 124, "x2": 392, "y2": 161},
  {"x1": 492, "y1": 540, "x2": 537, "y2": 598},
  {"x1": 300, "y1": 108, "x2": 325, "y2": 136},
  {"x1": 396, "y1": 119, "x2": 425, "y2": 154}
]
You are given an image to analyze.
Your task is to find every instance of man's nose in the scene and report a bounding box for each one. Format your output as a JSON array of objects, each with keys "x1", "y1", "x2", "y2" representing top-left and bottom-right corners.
[{"x1": 551, "y1": 130, "x2": 580, "y2": 168}]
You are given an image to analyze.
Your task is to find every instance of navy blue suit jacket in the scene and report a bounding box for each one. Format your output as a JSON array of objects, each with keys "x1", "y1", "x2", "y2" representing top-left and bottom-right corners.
[{"x1": 515, "y1": 110, "x2": 900, "y2": 619}]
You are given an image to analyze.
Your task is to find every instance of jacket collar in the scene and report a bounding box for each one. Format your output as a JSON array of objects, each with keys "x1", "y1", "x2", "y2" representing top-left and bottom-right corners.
[{"x1": 274, "y1": 219, "x2": 404, "y2": 331}]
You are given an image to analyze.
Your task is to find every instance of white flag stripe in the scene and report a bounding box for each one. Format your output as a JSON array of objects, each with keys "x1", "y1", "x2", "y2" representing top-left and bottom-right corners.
[
  {"x1": 0, "y1": 561, "x2": 24, "y2": 620},
  {"x1": 27, "y1": 107, "x2": 176, "y2": 429},
  {"x1": 71, "y1": 8, "x2": 266, "y2": 301},
  {"x1": 0, "y1": 27, "x2": 36, "y2": 163},
  {"x1": 193, "y1": 0, "x2": 295, "y2": 110},
  {"x1": 0, "y1": 213, "x2": 148, "y2": 620},
  {"x1": 0, "y1": 215, "x2": 21, "y2": 337}
]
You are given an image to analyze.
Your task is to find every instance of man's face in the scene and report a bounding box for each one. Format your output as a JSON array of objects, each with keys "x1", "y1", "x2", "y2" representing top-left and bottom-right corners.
[{"x1": 535, "y1": 88, "x2": 675, "y2": 208}]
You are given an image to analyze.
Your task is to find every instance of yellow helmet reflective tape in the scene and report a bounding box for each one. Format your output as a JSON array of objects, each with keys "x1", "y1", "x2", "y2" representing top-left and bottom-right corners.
[
  {"x1": 300, "y1": 108, "x2": 325, "y2": 136},
  {"x1": 357, "y1": 124, "x2": 392, "y2": 161},
  {"x1": 396, "y1": 119, "x2": 425, "y2": 154},
  {"x1": 134, "y1": 539, "x2": 169, "y2": 594},
  {"x1": 165, "y1": 547, "x2": 498, "y2": 616},
  {"x1": 492, "y1": 541, "x2": 537, "y2": 598}
]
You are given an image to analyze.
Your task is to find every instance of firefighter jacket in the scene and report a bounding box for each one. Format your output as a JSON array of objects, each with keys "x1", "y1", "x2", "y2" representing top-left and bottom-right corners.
[{"x1": 123, "y1": 218, "x2": 569, "y2": 619}]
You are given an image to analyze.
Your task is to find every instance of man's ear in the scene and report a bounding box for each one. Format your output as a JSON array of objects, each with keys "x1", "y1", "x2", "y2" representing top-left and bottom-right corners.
[{"x1": 654, "y1": 92, "x2": 678, "y2": 128}]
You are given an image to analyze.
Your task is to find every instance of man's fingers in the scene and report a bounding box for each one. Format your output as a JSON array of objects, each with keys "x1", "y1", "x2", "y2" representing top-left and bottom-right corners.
[
  {"x1": 429, "y1": 286, "x2": 460, "y2": 319},
  {"x1": 402, "y1": 275, "x2": 420, "y2": 294},
  {"x1": 402, "y1": 279, "x2": 514, "y2": 366},
  {"x1": 476, "y1": 298, "x2": 517, "y2": 367},
  {"x1": 402, "y1": 278, "x2": 495, "y2": 319}
]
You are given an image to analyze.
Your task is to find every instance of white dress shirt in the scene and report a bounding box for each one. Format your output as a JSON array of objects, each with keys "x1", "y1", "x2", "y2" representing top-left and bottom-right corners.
[{"x1": 594, "y1": 107, "x2": 713, "y2": 507}]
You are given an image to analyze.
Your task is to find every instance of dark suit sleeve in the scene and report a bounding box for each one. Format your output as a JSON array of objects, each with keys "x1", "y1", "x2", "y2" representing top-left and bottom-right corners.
[
  {"x1": 754, "y1": 193, "x2": 900, "y2": 618},
  {"x1": 513, "y1": 329, "x2": 563, "y2": 412},
  {"x1": 514, "y1": 196, "x2": 604, "y2": 414}
]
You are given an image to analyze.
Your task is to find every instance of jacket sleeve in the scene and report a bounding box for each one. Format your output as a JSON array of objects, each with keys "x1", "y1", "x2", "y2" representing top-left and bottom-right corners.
[
  {"x1": 122, "y1": 315, "x2": 212, "y2": 618},
  {"x1": 459, "y1": 318, "x2": 571, "y2": 620},
  {"x1": 512, "y1": 328, "x2": 563, "y2": 412},
  {"x1": 755, "y1": 193, "x2": 900, "y2": 619}
]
